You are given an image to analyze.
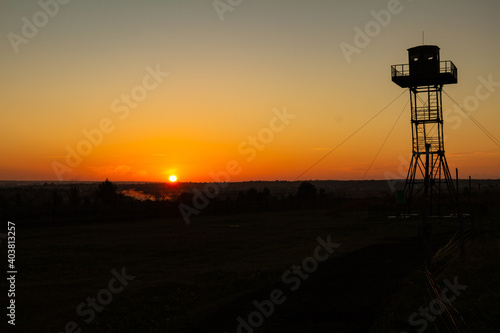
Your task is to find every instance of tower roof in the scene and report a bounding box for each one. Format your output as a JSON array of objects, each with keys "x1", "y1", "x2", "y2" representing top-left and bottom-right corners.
[{"x1": 407, "y1": 45, "x2": 440, "y2": 52}]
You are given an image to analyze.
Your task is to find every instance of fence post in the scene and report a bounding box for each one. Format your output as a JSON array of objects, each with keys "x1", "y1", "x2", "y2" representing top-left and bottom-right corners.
[{"x1": 456, "y1": 168, "x2": 465, "y2": 263}]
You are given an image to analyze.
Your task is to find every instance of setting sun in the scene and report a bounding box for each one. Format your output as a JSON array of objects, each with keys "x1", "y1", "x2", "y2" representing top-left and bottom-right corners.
[{"x1": 169, "y1": 175, "x2": 177, "y2": 182}]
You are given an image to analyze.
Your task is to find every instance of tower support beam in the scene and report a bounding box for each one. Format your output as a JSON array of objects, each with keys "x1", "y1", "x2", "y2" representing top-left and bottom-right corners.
[
  {"x1": 392, "y1": 45, "x2": 458, "y2": 215},
  {"x1": 404, "y1": 85, "x2": 457, "y2": 214}
]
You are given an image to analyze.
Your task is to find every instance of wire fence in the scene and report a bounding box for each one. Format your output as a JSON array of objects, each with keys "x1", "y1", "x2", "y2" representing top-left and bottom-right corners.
[{"x1": 420, "y1": 214, "x2": 478, "y2": 332}]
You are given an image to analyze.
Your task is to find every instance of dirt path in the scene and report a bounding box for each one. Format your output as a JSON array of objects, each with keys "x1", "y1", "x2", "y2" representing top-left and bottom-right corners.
[{"x1": 188, "y1": 239, "x2": 423, "y2": 332}]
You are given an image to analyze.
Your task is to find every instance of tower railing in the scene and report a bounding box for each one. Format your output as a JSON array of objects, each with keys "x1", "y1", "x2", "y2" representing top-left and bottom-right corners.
[
  {"x1": 391, "y1": 64, "x2": 410, "y2": 77},
  {"x1": 439, "y1": 61, "x2": 457, "y2": 78},
  {"x1": 391, "y1": 61, "x2": 457, "y2": 80}
]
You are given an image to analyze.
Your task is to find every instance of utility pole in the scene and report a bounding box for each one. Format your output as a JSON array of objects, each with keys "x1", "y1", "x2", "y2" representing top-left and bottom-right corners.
[{"x1": 423, "y1": 144, "x2": 432, "y2": 270}]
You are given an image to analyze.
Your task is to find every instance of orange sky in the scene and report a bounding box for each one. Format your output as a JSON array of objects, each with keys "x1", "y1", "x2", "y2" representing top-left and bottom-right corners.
[{"x1": 1, "y1": 1, "x2": 499, "y2": 182}]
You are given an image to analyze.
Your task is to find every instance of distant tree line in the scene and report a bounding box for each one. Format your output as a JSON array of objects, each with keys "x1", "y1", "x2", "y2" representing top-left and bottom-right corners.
[{"x1": 0, "y1": 179, "x2": 495, "y2": 224}]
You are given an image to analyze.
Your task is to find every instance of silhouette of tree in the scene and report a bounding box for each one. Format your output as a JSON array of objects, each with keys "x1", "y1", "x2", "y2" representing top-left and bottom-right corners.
[
  {"x1": 96, "y1": 179, "x2": 117, "y2": 205},
  {"x1": 247, "y1": 187, "x2": 259, "y2": 201},
  {"x1": 297, "y1": 182, "x2": 317, "y2": 199},
  {"x1": 246, "y1": 187, "x2": 271, "y2": 202}
]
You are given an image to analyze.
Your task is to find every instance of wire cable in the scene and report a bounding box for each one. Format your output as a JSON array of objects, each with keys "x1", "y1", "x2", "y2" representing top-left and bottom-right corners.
[
  {"x1": 443, "y1": 90, "x2": 500, "y2": 149},
  {"x1": 362, "y1": 99, "x2": 409, "y2": 180},
  {"x1": 294, "y1": 90, "x2": 407, "y2": 180}
]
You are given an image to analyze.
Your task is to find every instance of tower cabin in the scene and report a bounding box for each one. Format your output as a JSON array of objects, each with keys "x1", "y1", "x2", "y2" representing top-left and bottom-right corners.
[{"x1": 391, "y1": 45, "x2": 457, "y2": 88}]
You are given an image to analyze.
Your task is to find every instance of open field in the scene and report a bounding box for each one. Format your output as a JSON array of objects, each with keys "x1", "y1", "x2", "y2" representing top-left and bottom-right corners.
[{"x1": 3, "y1": 205, "x2": 499, "y2": 332}]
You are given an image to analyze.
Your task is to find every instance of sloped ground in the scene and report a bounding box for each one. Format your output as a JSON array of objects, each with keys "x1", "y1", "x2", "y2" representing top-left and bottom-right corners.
[{"x1": 188, "y1": 240, "x2": 422, "y2": 332}]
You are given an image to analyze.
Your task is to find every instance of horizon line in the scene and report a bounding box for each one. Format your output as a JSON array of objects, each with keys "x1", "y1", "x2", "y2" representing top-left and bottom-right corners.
[{"x1": 1, "y1": 178, "x2": 498, "y2": 184}]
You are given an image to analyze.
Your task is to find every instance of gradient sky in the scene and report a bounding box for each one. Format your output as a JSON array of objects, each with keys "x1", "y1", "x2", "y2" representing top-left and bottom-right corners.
[{"x1": 1, "y1": 0, "x2": 499, "y2": 182}]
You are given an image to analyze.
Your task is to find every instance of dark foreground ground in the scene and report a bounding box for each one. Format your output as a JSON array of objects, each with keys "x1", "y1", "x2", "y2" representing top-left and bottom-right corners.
[
  {"x1": 194, "y1": 240, "x2": 422, "y2": 333},
  {"x1": 2, "y1": 208, "x2": 499, "y2": 332}
]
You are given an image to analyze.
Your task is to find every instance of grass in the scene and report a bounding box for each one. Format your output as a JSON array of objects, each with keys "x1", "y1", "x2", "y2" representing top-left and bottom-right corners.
[{"x1": 9, "y1": 208, "x2": 498, "y2": 332}]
